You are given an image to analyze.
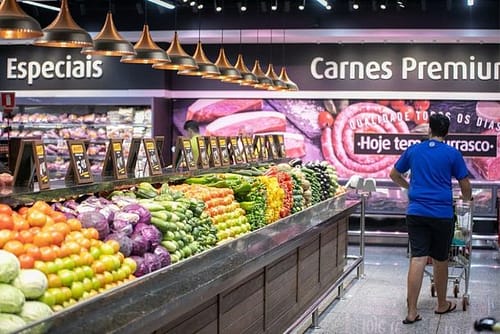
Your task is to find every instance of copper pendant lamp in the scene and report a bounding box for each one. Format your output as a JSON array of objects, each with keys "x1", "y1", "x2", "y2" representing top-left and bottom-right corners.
[
  {"x1": 152, "y1": 31, "x2": 197, "y2": 71},
  {"x1": 33, "y1": 0, "x2": 93, "y2": 48},
  {"x1": 121, "y1": 24, "x2": 169, "y2": 64},
  {"x1": 215, "y1": 47, "x2": 241, "y2": 82},
  {"x1": 266, "y1": 63, "x2": 288, "y2": 90},
  {"x1": 279, "y1": 66, "x2": 298, "y2": 91},
  {"x1": 81, "y1": 11, "x2": 135, "y2": 56},
  {"x1": 234, "y1": 54, "x2": 257, "y2": 86},
  {"x1": 0, "y1": 0, "x2": 43, "y2": 39},
  {"x1": 251, "y1": 60, "x2": 273, "y2": 89},
  {"x1": 178, "y1": 40, "x2": 220, "y2": 77}
]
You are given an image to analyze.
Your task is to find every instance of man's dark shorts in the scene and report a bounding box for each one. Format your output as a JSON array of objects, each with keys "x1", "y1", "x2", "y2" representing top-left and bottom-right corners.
[{"x1": 407, "y1": 215, "x2": 454, "y2": 261}]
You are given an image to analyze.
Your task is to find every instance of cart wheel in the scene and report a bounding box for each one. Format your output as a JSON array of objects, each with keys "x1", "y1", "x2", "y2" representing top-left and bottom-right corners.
[
  {"x1": 453, "y1": 284, "x2": 459, "y2": 298},
  {"x1": 462, "y1": 296, "x2": 469, "y2": 311},
  {"x1": 431, "y1": 284, "x2": 436, "y2": 297}
]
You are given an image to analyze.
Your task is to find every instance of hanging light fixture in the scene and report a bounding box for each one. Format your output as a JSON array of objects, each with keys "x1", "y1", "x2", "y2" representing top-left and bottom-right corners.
[
  {"x1": 234, "y1": 30, "x2": 257, "y2": 86},
  {"x1": 214, "y1": 29, "x2": 241, "y2": 82},
  {"x1": 251, "y1": 30, "x2": 272, "y2": 89},
  {"x1": 178, "y1": 11, "x2": 219, "y2": 77},
  {"x1": 0, "y1": 0, "x2": 43, "y2": 39},
  {"x1": 152, "y1": 31, "x2": 198, "y2": 70},
  {"x1": 265, "y1": 29, "x2": 287, "y2": 90},
  {"x1": 81, "y1": 0, "x2": 135, "y2": 57},
  {"x1": 278, "y1": 29, "x2": 298, "y2": 91},
  {"x1": 121, "y1": 1, "x2": 169, "y2": 64},
  {"x1": 33, "y1": 0, "x2": 93, "y2": 48}
]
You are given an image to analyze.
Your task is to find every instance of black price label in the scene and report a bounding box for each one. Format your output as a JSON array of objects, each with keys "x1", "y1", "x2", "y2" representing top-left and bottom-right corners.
[
  {"x1": 182, "y1": 138, "x2": 197, "y2": 170},
  {"x1": 218, "y1": 137, "x2": 230, "y2": 166},
  {"x1": 144, "y1": 139, "x2": 162, "y2": 175},
  {"x1": 34, "y1": 143, "x2": 50, "y2": 189},
  {"x1": 197, "y1": 137, "x2": 210, "y2": 169},
  {"x1": 210, "y1": 137, "x2": 221, "y2": 167},
  {"x1": 67, "y1": 140, "x2": 93, "y2": 184}
]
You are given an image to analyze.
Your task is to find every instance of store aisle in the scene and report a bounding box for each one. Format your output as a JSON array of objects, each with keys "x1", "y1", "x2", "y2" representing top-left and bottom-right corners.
[{"x1": 302, "y1": 245, "x2": 500, "y2": 334}]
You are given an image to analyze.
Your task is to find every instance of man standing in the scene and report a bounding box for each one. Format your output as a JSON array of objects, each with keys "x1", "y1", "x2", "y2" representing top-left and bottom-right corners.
[
  {"x1": 183, "y1": 120, "x2": 201, "y2": 165},
  {"x1": 389, "y1": 113, "x2": 472, "y2": 324}
]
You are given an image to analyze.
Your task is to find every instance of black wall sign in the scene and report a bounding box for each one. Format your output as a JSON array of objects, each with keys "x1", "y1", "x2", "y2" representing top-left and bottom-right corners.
[{"x1": 1, "y1": 44, "x2": 498, "y2": 93}]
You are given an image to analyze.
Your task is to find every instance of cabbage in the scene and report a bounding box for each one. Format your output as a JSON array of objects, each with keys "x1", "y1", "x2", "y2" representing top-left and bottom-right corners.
[
  {"x1": 19, "y1": 301, "x2": 53, "y2": 322},
  {"x1": 12, "y1": 269, "x2": 48, "y2": 299},
  {"x1": 111, "y1": 220, "x2": 133, "y2": 236},
  {"x1": 130, "y1": 233, "x2": 148, "y2": 256},
  {"x1": 0, "y1": 284, "x2": 25, "y2": 313},
  {"x1": 122, "y1": 204, "x2": 152, "y2": 225},
  {"x1": 105, "y1": 233, "x2": 133, "y2": 257},
  {"x1": 143, "y1": 252, "x2": 161, "y2": 273},
  {"x1": 153, "y1": 245, "x2": 171, "y2": 268},
  {"x1": 134, "y1": 223, "x2": 162, "y2": 249},
  {"x1": 78, "y1": 211, "x2": 110, "y2": 240},
  {"x1": 0, "y1": 250, "x2": 20, "y2": 283},
  {"x1": 0, "y1": 313, "x2": 26, "y2": 334},
  {"x1": 130, "y1": 256, "x2": 148, "y2": 277},
  {"x1": 113, "y1": 211, "x2": 140, "y2": 226}
]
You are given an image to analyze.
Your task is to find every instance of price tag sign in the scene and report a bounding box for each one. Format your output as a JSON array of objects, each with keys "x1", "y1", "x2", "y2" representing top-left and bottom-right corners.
[
  {"x1": 197, "y1": 137, "x2": 210, "y2": 169},
  {"x1": 181, "y1": 137, "x2": 197, "y2": 170},
  {"x1": 254, "y1": 135, "x2": 269, "y2": 161},
  {"x1": 275, "y1": 134, "x2": 286, "y2": 158},
  {"x1": 154, "y1": 136, "x2": 166, "y2": 169},
  {"x1": 143, "y1": 138, "x2": 162, "y2": 175},
  {"x1": 209, "y1": 137, "x2": 221, "y2": 167},
  {"x1": 102, "y1": 139, "x2": 127, "y2": 179},
  {"x1": 230, "y1": 136, "x2": 245, "y2": 165},
  {"x1": 243, "y1": 136, "x2": 256, "y2": 162},
  {"x1": 126, "y1": 138, "x2": 142, "y2": 176},
  {"x1": 266, "y1": 135, "x2": 278, "y2": 159},
  {"x1": 33, "y1": 141, "x2": 50, "y2": 189},
  {"x1": 218, "y1": 137, "x2": 231, "y2": 166},
  {"x1": 66, "y1": 140, "x2": 93, "y2": 184},
  {"x1": 13, "y1": 140, "x2": 50, "y2": 189}
]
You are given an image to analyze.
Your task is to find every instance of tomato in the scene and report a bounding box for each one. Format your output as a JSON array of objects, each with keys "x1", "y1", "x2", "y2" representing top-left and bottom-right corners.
[
  {"x1": 64, "y1": 241, "x2": 81, "y2": 255},
  {"x1": 50, "y1": 231, "x2": 65, "y2": 246},
  {"x1": 19, "y1": 254, "x2": 35, "y2": 269},
  {"x1": 26, "y1": 209, "x2": 47, "y2": 227},
  {"x1": 318, "y1": 111, "x2": 334, "y2": 129},
  {"x1": 0, "y1": 214, "x2": 14, "y2": 230},
  {"x1": 25, "y1": 245, "x2": 41, "y2": 260},
  {"x1": 50, "y1": 211, "x2": 67, "y2": 224},
  {"x1": 33, "y1": 231, "x2": 53, "y2": 247},
  {"x1": 39, "y1": 246, "x2": 57, "y2": 261},
  {"x1": 390, "y1": 100, "x2": 406, "y2": 111},
  {"x1": 53, "y1": 222, "x2": 71, "y2": 237},
  {"x1": 18, "y1": 230, "x2": 34, "y2": 244},
  {"x1": 32, "y1": 201, "x2": 53, "y2": 215},
  {"x1": 413, "y1": 100, "x2": 430, "y2": 111},
  {"x1": 105, "y1": 240, "x2": 120, "y2": 254},
  {"x1": 47, "y1": 273, "x2": 62, "y2": 288},
  {"x1": 82, "y1": 228, "x2": 99, "y2": 240},
  {"x1": 3, "y1": 240, "x2": 25, "y2": 256},
  {"x1": 0, "y1": 204, "x2": 13, "y2": 216},
  {"x1": 12, "y1": 218, "x2": 29, "y2": 231},
  {"x1": 66, "y1": 218, "x2": 82, "y2": 232}
]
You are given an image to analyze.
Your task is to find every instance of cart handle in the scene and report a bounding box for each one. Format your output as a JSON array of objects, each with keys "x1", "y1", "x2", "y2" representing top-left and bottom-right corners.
[{"x1": 474, "y1": 318, "x2": 500, "y2": 332}]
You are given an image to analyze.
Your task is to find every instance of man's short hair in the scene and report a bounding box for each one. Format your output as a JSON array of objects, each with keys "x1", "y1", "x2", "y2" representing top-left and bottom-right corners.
[{"x1": 429, "y1": 113, "x2": 450, "y2": 137}]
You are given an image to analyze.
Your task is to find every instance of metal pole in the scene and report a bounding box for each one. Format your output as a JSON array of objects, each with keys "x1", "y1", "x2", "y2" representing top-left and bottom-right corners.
[
  {"x1": 311, "y1": 309, "x2": 320, "y2": 329},
  {"x1": 358, "y1": 193, "x2": 367, "y2": 277}
]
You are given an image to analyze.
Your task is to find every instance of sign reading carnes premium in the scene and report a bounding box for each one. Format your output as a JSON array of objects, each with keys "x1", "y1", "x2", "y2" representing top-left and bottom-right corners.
[
  {"x1": 0, "y1": 45, "x2": 166, "y2": 90},
  {"x1": 0, "y1": 43, "x2": 499, "y2": 92}
]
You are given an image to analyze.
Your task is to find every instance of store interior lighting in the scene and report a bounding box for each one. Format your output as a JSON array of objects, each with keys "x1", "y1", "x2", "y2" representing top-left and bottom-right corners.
[
  {"x1": 315, "y1": 0, "x2": 331, "y2": 10},
  {"x1": 298, "y1": 0, "x2": 305, "y2": 10},
  {"x1": 467, "y1": 0, "x2": 474, "y2": 6},
  {"x1": 189, "y1": 1, "x2": 196, "y2": 7},
  {"x1": 397, "y1": 1, "x2": 405, "y2": 8},
  {"x1": 238, "y1": 2, "x2": 247, "y2": 12},
  {"x1": 0, "y1": 0, "x2": 43, "y2": 40},
  {"x1": 147, "y1": 0, "x2": 175, "y2": 10},
  {"x1": 21, "y1": 1, "x2": 60, "y2": 12},
  {"x1": 271, "y1": 0, "x2": 278, "y2": 11},
  {"x1": 380, "y1": 2, "x2": 387, "y2": 10},
  {"x1": 214, "y1": 0, "x2": 222, "y2": 12},
  {"x1": 197, "y1": 2, "x2": 204, "y2": 10}
]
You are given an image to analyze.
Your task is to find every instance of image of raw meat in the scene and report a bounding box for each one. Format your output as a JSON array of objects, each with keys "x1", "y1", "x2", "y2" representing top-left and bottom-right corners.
[
  {"x1": 267, "y1": 99, "x2": 324, "y2": 139},
  {"x1": 186, "y1": 99, "x2": 263, "y2": 123},
  {"x1": 321, "y1": 102, "x2": 410, "y2": 178},
  {"x1": 205, "y1": 111, "x2": 287, "y2": 136}
]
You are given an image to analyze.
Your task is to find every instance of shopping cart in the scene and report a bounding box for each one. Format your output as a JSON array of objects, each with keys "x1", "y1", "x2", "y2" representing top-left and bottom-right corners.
[
  {"x1": 474, "y1": 317, "x2": 500, "y2": 332},
  {"x1": 425, "y1": 200, "x2": 474, "y2": 311}
]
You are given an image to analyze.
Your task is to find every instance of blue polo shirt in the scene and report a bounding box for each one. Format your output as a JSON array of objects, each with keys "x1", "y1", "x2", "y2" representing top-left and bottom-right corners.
[{"x1": 394, "y1": 139, "x2": 469, "y2": 219}]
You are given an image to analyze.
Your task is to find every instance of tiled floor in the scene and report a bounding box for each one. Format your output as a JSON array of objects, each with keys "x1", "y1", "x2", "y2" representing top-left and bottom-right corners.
[{"x1": 303, "y1": 245, "x2": 500, "y2": 334}]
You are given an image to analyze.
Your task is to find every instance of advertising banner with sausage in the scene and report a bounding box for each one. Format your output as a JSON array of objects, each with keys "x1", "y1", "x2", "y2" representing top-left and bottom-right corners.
[{"x1": 173, "y1": 99, "x2": 500, "y2": 182}]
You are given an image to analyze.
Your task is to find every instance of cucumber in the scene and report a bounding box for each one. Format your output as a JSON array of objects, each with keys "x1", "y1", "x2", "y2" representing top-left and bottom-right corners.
[{"x1": 161, "y1": 240, "x2": 177, "y2": 253}]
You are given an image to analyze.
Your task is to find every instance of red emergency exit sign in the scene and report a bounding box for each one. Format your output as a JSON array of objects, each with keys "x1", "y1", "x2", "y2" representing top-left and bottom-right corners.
[{"x1": 1, "y1": 92, "x2": 15, "y2": 108}]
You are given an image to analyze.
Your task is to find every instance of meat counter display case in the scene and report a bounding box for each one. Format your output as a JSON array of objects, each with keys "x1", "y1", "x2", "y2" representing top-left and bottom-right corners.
[
  {"x1": 0, "y1": 97, "x2": 172, "y2": 179},
  {"x1": 0, "y1": 173, "x2": 364, "y2": 334},
  {"x1": 347, "y1": 180, "x2": 500, "y2": 246}
]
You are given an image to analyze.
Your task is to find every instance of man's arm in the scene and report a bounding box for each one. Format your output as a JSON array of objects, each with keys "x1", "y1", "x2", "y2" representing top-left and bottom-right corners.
[
  {"x1": 389, "y1": 167, "x2": 409, "y2": 189},
  {"x1": 458, "y1": 177, "x2": 472, "y2": 201}
]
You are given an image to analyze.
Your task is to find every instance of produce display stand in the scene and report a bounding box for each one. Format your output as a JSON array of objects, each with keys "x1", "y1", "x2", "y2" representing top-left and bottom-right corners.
[{"x1": 0, "y1": 168, "x2": 362, "y2": 334}]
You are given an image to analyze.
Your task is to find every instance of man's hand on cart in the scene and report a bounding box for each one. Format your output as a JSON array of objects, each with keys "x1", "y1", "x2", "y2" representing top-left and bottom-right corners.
[{"x1": 474, "y1": 317, "x2": 500, "y2": 332}]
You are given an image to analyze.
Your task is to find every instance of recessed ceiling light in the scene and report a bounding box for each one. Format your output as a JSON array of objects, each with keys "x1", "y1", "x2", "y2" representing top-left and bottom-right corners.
[
  {"x1": 467, "y1": 0, "x2": 474, "y2": 6},
  {"x1": 298, "y1": 0, "x2": 305, "y2": 10},
  {"x1": 380, "y1": 3, "x2": 387, "y2": 9}
]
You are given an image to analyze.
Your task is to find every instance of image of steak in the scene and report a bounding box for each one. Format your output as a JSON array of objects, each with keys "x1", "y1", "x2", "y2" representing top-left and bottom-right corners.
[
  {"x1": 267, "y1": 99, "x2": 324, "y2": 139},
  {"x1": 186, "y1": 99, "x2": 263, "y2": 123},
  {"x1": 476, "y1": 101, "x2": 500, "y2": 122},
  {"x1": 471, "y1": 129, "x2": 500, "y2": 181},
  {"x1": 205, "y1": 111, "x2": 287, "y2": 136}
]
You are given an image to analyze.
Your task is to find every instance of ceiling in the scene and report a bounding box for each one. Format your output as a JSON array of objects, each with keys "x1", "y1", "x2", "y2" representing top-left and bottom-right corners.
[{"x1": 11, "y1": 0, "x2": 500, "y2": 44}]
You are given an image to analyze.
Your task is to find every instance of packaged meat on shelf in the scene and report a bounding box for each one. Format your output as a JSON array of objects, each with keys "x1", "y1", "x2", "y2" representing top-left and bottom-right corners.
[{"x1": 0, "y1": 105, "x2": 152, "y2": 179}]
